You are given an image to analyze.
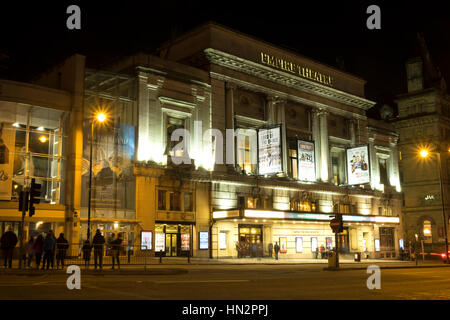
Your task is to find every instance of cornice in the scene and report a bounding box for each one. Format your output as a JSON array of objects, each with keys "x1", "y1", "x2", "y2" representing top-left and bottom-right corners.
[{"x1": 204, "y1": 48, "x2": 375, "y2": 111}]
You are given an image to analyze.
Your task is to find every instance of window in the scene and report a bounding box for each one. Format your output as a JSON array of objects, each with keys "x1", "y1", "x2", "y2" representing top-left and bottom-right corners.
[
  {"x1": 423, "y1": 220, "x2": 432, "y2": 238},
  {"x1": 1, "y1": 104, "x2": 67, "y2": 204},
  {"x1": 379, "y1": 227, "x2": 395, "y2": 251},
  {"x1": 166, "y1": 116, "x2": 186, "y2": 159},
  {"x1": 170, "y1": 192, "x2": 181, "y2": 211},
  {"x1": 379, "y1": 158, "x2": 388, "y2": 186},
  {"x1": 330, "y1": 148, "x2": 346, "y2": 186},
  {"x1": 247, "y1": 197, "x2": 258, "y2": 209},
  {"x1": 236, "y1": 129, "x2": 257, "y2": 174},
  {"x1": 184, "y1": 192, "x2": 193, "y2": 212},
  {"x1": 289, "y1": 149, "x2": 298, "y2": 179},
  {"x1": 158, "y1": 190, "x2": 166, "y2": 210}
]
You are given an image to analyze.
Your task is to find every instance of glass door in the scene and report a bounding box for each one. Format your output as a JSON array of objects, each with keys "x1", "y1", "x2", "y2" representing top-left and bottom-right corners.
[{"x1": 165, "y1": 234, "x2": 178, "y2": 257}]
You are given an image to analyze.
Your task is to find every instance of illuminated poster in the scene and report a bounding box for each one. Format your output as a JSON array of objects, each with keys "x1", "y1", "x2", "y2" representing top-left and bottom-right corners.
[
  {"x1": 374, "y1": 238, "x2": 380, "y2": 252},
  {"x1": 181, "y1": 233, "x2": 190, "y2": 251},
  {"x1": 0, "y1": 123, "x2": 15, "y2": 200},
  {"x1": 346, "y1": 145, "x2": 370, "y2": 185},
  {"x1": 311, "y1": 237, "x2": 318, "y2": 253},
  {"x1": 140, "y1": 231, "x2": 152, "y2": 250},
  {"x1": 297, "y1": 140, "x2": 315, "y2": 182},
  {"x1": 155, "y1": 233, "x2": 165, "y2": 252},
  {"x1": 258, "y1": 126, "x2": 282, "y2": 175},
  {"x1": 219, "y1": 232, "x2": 227, "y2": 250},
  {"x1": 399, "y1": 239, "x2": 404, "y2": 250},
  {"x1": 326, "y1": 237, "x2": 333, "y2": 250},
  {"x1": 199, "y1": 231, "x2": 209, "y2": 250},
  {"x1": 295, "y1": 237, "x2": 303, "y2": 253},
  {"x1": 279, "y1": 237, "x2": 287, "y2": 253}
]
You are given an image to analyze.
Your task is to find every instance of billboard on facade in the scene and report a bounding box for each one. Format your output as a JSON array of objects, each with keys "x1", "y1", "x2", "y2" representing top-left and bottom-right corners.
[
  {"x1": 155, "y1": 233, "x2": 165, "y2": 252},
  {"x1": 199, "y1": 231, "x2": 209, "y2": 250},
  {"x1": 0, "y1": 123, "x2": 15, "y2": 200},
  {"x1": 346, "y1": 145, "x2": 370, "y2": 185},
  {"x1": 181, "y1": 233, "x2": 190, "y2": 251},
  {"x1": 279, "y1": 237, "x2": 287, "y2": 253},
  {"x1": 297, "y1": 139, "x2": 315, "y2": 182},
  {"x1": 258, "y1": 126, "x2": 282, "y2": 175},
  {"x1": 140, "y1": 231, "x2": 152, "y2": 250}
]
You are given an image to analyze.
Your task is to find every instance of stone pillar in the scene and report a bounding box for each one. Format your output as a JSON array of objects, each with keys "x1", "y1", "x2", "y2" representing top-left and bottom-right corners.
[
  {"x1": 137, "y1": 72, "x2": 150, "y2": 161},
  {"x1": 318, "y1": 110, "x2": 330, "y2": 182},
  {"x1": 369, "y1": 136, "x2": 379, "y2": 190},
  {"x1": 311, "y1": 109, "x2": 321, "y2": 181},
  {"x1": 276, "y1": 99, "x2": 288, "y2": 176},
  {"x1": 389, "y1": 137, "x2": 401, "y2": 192},
  {"x1": 225, "y1": 82, "x2": 236, "y2": 168},
  {"x1": 349, "y1": 119, "x2": 356, "y2": 146},
  {"x1": 266, "y1": 96, "x2": 278, "y2": 124}
]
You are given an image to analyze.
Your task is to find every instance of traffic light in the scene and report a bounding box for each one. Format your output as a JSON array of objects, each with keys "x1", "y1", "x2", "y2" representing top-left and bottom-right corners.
[
  {"x1": 29, "y1": 178, "x2": 41, "y2": 217},
  {"x1": 18, "y1": 191, "x2": 29, "y2": 212},
  {"x1": 337, "y1": 214, "x2": 344, "y2": 233}
]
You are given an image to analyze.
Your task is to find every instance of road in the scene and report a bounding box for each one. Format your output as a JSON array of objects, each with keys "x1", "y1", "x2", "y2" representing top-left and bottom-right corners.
[{"x1": 1, "y1": 264, "x2": 449, "y2": 300}]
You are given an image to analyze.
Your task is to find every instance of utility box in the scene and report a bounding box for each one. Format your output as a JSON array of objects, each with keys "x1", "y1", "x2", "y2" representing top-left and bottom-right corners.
[{"x1": 328, "y1": 251, "x2": 336, "y2": 268}]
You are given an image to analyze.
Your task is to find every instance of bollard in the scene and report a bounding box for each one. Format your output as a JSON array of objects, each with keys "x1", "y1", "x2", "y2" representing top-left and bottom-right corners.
[
  {"x1": 188, "y1": 250, "x2": 191, "y2": 264},
  {"x1": 159, "y1": 250, "x2": 163, "y2": 263}
]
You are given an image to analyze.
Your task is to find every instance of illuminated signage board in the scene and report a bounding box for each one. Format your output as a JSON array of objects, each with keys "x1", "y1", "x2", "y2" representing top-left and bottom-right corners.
[
  {"x1": 155, "y1": 233, "x2": 165, "y2": 252},
  {"x1": 140, "y1": 231, "x2": 152, "y2": 250},
  {"x1": 260, "y1": 52, "x2": 334, "y2": 87},
  {"x1": 296, "y1": 237, "x2": 303, "y2": 253},
  {"x1": 181, "y1": 233, "x2": 190, "y2": 251},
  {"x1": 374, "y1": 238, "x2": 380, "y2": 252},
  {"x1": 199, "y1": 232, "x2": 209, "y2": 250},
  {"x1": 219, "y1": 232, "x2": 227, "y2": 250},
  {"x1": 346, "y1": 145, "x2": 370, "y2": 185},
  {"x1": 258, "y1": 126, "x2": 282, "y2": 175},
  {"x1": 297, "y1": 140, "x2": 315, "y2": 182}
]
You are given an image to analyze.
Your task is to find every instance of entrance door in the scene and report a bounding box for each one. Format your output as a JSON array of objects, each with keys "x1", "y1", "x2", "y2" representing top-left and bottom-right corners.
[
  {"x1": 339, "y1": 228, "x2": 350, "y2": 253},
  {"x1": 165, "y1": 233, "x2": 178, "y2": 257},
  {"x1": 238, "y1": 225, "x2": 263, "y2": 257}
]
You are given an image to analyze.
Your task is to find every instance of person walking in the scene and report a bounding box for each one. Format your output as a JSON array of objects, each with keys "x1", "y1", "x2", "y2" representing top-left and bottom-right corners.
[
  {"x1": 268, "y1": 243, "x2": 273, "y2": 258},
  {"x1": 110, "y1": 234, "x2": 122, "y2": 270},
  {"x1": 92, "y1": 229, "x2": 105, "y2": 270},
  {"x1": 56, "y1": 233, "x2": 69, "y2": 269},
  {"x1": 42, "y1": 231, "x2": 56, "y2": 270},
  {"x1": 33, "y1": 234, "x2": 44, "y2": 269},
  {"x1": 25, "y1": 236, "x2": 34, "y2": 268},
  {"x1": 82, "y1": 240, "x2": 92, "y2": 268},
  {"x1": 274, "y1": 242, "x2": 280, "y2": 260},
  {"x1": 320, "y1": 244, "x2": 325, "y2": 259},
  {"x1": 1, "y1": 226, "x2": 18, "y2": 268},
  {"x1": 235, "y1": 242, "x2": 241, "y2": 259}
]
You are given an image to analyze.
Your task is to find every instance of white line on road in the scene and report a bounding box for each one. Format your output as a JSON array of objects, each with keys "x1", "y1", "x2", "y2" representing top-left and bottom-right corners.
[{"x1": 153, "y1": 279, "x2": 250, "y2": 284}]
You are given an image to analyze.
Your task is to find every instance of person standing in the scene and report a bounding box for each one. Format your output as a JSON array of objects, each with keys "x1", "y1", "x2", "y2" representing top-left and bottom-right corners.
[
  {"x1": 274, "y1": 242, "x2": 280, "y2": 260},
  {"x1": 33, "y1": 234, "x2": 44, "y2": 269},
  {"x1": 92, "y1": 229, "x2": 105, "y2": 269},
  {"x1": 320, "y1": 244, "x2": 325, "y2": 259},
  {"x1": 56, "y1": 233, "x2": 69, "y2": 269},
  {"x1": 25, "y1": 236, "x2": 34, "y2": 268},
  {"x1": 110, "y1": 234, "x2": 122, "y2": 270},
  {"x1": 1, "y1": 226, "x2": 18, "y2": 268},
  {"x1": 42, "y1": 231, "x2": 55, "y2": 270},
  {"x1": 235, "y1": 242, "x2": 241, "y2": 258},
  {"x1": 82, "y1": 240, "x2": 92, "y2": 268},
  {"x1": 268, "y1": 243, "x2": 273, "y2": 258}
]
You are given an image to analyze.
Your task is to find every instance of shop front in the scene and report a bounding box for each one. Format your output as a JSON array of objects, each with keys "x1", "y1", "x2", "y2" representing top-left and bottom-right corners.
[{"x1": 155, "y1": 223, "x2": 194, "y2": 257}]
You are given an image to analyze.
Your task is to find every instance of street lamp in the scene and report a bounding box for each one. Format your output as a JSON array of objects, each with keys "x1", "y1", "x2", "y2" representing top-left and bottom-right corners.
[
  {"x1": 419, "y1": 148, "x2": 448, "y2": 263},
  {"x1": 87, "y1": 111, "x2": 107, "y2": 242}
]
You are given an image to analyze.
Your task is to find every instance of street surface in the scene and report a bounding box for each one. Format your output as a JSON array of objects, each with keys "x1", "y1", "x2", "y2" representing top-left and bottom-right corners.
[{"x1": 1, "y1": 263, "x2": 450, "y2": 300}]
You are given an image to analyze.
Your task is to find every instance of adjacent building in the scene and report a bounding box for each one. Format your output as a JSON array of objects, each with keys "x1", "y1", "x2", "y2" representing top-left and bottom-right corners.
[{"x1": 0, "y1": 23, "x2": 403, "y2": 259}]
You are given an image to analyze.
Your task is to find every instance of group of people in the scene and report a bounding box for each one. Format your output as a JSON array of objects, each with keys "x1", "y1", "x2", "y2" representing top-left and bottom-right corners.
[
  {"x1": 267, "y1": 242, "x2": 280, "y2": 260},
  {"x1": 315, "y1": 244, "x2": 330, "y2": 259},
  {"x1": 81, "y1": 229, "x2": 123, "y2": 270},
  {"x1": 1, "y1": 227, "x2": 69, "y2": 270}
]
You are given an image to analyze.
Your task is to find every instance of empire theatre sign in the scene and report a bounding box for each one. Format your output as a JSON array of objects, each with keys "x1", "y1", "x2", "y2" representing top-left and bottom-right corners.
[{"x1": 260, "y1": 52, "x2": 334, "y2": 87}]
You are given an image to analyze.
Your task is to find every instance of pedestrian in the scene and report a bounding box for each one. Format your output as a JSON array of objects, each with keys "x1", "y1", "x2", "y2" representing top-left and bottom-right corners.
[
  {"x1": 320, "y1": 244, "x2": 325, "y2": 259},
  {"x1": 252, "y1": 242, "x2": 257, "y2": 258},
  {"x1": 235, "y1": 242, "x2": 241, "y2": 258},
  {"x1": 1, "y1": 226, "x2": 18, "y2": 268},
  {"x1": 42, "y1": 231, "x2": 56, "y2": 270},
  {"x1": 274, "y1": 242, "x2": 280, "y2": 260},
  {"x1": 268, "y1": 242, "x2": 273, "y2": 258},
  {"x1": 25, "y1": 236, "x2": 34, "y2": 268},
  {"x1": 82, "y1": 240, "x2": 92, "y2": 268},
  {"x1": 110, "y1": 234, "x2": 122, "y2": 270},
  {"x1": 56, "y1": 233, "x2": 69, "y2": 269},
  {"x1": 33, "y1": 234, "x2": 44, "y2": 269},
  {"x1": 92, "y1": 229, "x2": 105, "y2": 269}
]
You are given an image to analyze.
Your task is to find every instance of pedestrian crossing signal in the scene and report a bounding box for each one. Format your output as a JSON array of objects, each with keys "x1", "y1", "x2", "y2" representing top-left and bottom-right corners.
[{"x1": 29, "y1": 178, "x2": 41, "y2": 217}]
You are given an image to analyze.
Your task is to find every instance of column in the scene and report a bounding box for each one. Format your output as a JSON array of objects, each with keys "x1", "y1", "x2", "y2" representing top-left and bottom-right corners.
[
  {"x1": 137, "y1": 72, "x2": 150, "y2": 161},
  {"x1": 349, "y1": 119, "x2": 356, "y2": 146},
  {"x1": 318, "y1": 110, "x2": 330, "y2": 182},
  {"x1": 276, "y1": 99, "x2": 288, "y2": 176},
  {"x1": 311, "y1": 109, "x2": 321, "y2": 181},
  {"x1": 266, "y1": 96, "x2": 278, "y2": 124},
  {"x1": 369, "y1": 136, "x2": 379, "y2": 190},
  {"x1": 389, "y1": 137, "x2": 401, "y2": 192},
  {"x1": 225, "y1": 82, "x2": 236, "y2": 168}
]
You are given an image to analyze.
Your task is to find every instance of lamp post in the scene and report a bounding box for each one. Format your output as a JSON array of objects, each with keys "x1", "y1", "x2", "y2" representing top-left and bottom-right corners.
[
  {"x1": 87, "y1": 112, "x2": 107, "y2": 242},
  {"x1": 419, "y1": 148, "x2": 448, "y2": 263}
]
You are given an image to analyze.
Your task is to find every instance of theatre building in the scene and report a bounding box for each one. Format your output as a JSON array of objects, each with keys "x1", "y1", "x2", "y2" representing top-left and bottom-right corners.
[{"x1": 0, "y1": 23, "x2": 403, "y2": 260}]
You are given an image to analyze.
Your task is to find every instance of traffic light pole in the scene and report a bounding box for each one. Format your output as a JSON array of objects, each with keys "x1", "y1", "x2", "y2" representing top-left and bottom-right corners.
[
  {"x1": 335, "y1": 213, "x2": 340, "y2": 268},
  {"x1": 18, "y1": 188, "x2": 27, "y2": 269}
]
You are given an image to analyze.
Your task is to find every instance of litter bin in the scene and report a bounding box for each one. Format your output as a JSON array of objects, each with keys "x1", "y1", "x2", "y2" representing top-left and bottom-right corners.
[
  {"x1": 328, "y1": 251, "x2": 336, "y2": 268},
  {"x1": 354, "y1": 252, "x2": 361, "y2": 262}
]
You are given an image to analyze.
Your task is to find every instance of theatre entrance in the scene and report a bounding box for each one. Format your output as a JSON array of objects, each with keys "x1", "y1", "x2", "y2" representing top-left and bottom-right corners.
[{"x1": 238, "y1": 225, "x2": 263, "y2": 257}]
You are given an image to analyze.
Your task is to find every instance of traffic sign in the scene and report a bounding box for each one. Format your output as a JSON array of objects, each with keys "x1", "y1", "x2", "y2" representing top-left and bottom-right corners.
[{"x1": 330, "y1": 218, "x2": 341, "y2": 233}]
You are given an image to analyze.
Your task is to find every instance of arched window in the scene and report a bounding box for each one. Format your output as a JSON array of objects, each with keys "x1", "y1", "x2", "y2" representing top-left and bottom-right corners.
[{"x1": 423, "y1": 220, "x2": 432, "y2": 237}]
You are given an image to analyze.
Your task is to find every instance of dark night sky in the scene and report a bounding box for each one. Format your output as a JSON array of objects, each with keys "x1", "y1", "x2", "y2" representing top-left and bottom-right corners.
[{"x1": 1, "y1": 1, "x2": 450, "y2": 117}]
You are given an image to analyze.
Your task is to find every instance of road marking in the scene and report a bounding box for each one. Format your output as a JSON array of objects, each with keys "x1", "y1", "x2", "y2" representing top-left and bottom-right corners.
[{"x1": 153, "y1": 279, "x2": 250, "y2": 284}]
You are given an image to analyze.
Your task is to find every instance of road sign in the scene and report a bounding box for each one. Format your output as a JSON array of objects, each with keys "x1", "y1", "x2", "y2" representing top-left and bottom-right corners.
[{"x1": 330, "y1": 218, "x2": 341, "y2": 233}]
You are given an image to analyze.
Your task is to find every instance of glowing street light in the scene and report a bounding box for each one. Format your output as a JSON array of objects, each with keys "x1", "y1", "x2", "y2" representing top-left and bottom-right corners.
[
  {"x1": 87, "y1": 111, "x2": 109, "y2": 242},
  {"x1": 419, "y1": 149, "x2": 429, "y2": 158},
  {"x1": 39, "y1": 135, "x2": 47, "y2": 143}
]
